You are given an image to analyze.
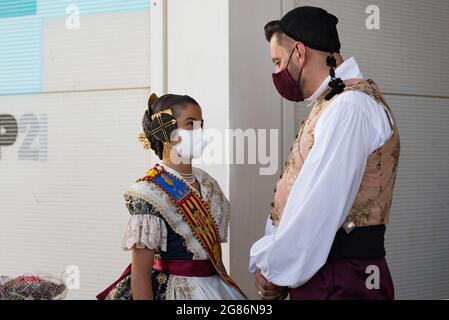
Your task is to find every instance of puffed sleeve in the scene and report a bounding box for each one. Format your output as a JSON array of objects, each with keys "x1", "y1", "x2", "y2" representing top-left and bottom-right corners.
[{"x1": 121, "y1": 194, "x2": 168, "y2": 251}]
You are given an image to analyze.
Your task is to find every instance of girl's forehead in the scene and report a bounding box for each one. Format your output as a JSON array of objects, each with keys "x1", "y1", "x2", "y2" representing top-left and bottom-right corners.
[{"x1": 177, "y1": 103, "x2": 202, "y2": 118}]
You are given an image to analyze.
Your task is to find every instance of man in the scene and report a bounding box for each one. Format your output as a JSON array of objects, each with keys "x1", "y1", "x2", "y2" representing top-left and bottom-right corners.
[{"x1": 249, "y1": 6, "x2": 400, "y2": 300}]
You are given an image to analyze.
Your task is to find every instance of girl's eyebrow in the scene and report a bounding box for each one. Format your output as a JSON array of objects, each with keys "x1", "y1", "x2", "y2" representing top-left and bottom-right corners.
[{"x1": 185, "y1": 117, "x2": 203, "y2": 122}]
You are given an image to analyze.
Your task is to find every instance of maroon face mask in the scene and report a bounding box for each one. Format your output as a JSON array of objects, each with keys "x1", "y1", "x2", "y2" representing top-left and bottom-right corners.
[{"x1": 272, "y1": 48, "x2": 304, "y2": 102}]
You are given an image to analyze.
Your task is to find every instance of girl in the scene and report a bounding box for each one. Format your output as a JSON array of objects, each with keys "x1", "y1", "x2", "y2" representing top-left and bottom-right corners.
[{"x1": 97, "y1": 94, "x2": 246, "y2": 300}]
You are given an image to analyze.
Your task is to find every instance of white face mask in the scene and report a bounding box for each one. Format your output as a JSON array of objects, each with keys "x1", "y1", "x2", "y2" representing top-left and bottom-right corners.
[{"x1": 172, "y1": 128, "x2": 208, "y2": 159}]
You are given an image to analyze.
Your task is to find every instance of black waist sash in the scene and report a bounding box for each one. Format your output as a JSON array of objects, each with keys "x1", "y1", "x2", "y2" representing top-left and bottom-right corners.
[{"x1": 328, "y1": 225, "x2": 386, "y2": 260}]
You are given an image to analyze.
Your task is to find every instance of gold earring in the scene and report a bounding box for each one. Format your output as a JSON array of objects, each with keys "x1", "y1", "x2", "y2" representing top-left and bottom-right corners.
[
  {"x1": 138, "y1": 133, "x2": 151, "y2": 150},
  {"x1": 162, "y1": 143, "x2": 172, "y2": 160}
]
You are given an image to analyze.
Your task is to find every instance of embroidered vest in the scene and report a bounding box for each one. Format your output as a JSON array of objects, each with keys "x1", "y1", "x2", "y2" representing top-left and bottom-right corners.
[{"x1": 270, "y1": 79, "x2": 400, "y2": 233}]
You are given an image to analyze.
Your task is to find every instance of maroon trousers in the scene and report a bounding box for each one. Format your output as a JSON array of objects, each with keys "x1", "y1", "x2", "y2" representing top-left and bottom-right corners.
[{"x1": 289, "y1": 257, "x2": 394, "y2": 300}]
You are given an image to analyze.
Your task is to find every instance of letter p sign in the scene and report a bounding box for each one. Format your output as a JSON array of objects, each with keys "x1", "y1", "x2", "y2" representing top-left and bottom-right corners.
[{"x1": 0, "y1": 114, "x2": 18, "y2": 160}]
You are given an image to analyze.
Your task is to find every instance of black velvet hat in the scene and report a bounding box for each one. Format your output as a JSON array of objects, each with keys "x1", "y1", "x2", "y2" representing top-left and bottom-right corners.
[{"x1": 280, "y1": 6, "x2": 341, "y2": 53}]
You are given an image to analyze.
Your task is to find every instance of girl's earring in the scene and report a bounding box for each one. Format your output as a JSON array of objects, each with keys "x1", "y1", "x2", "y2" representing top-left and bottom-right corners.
[
  {"x1": 138, "y1": 133, "x2": 151, "y2": 150},
  {"x1": 162, "y1": 143, "x2": 172, "y2": 161}
]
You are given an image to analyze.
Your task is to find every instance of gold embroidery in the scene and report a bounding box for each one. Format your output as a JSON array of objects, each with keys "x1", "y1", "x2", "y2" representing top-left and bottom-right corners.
[
  {"x1": 156, "y1": 273, "x2": 168, "y2": 286},
  {"x1": 167, "y1": 277, "x2": 196, "y2": 300}
]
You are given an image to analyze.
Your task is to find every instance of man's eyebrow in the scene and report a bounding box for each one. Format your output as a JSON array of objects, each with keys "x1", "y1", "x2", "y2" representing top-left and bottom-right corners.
[{"x1": 185, "y1": 117, "x2": 203, "y2": 122}]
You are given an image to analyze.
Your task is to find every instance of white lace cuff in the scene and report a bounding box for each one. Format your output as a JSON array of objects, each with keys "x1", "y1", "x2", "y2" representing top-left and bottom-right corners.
[{"x1": 121, "y1": 214, "x2": 168, "y2": 251}]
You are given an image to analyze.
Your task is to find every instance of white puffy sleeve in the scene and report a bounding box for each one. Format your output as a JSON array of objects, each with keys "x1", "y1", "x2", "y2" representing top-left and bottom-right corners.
[
  {"x1": 249, "y1": 216, "x2": 277, "y2": 274},
  {"x1": 121, "y1": 194, "x2": 168, "y2": 252}
]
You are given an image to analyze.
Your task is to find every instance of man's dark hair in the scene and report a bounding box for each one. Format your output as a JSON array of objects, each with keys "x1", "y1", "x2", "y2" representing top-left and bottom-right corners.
[
  {"x1": 264, "y1": 20, "x2": 282, "y2": 42},
  {"x1": 264, "y1": 20, "x2": 294, "y2": 47}
]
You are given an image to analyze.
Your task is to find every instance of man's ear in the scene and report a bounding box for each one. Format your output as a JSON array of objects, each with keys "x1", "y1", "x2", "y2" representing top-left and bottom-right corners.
[{"x1": 295, "y1": 42, "x2": 307, "y2": 68}]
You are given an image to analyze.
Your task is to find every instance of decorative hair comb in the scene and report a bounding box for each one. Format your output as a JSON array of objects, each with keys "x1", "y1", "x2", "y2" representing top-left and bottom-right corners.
[
  {"x1": 149, "y1": 108, "x2": 177, "y2": 143},
  {"x1": 138, "y1": 93, "x2": 178, "y2": 150}
]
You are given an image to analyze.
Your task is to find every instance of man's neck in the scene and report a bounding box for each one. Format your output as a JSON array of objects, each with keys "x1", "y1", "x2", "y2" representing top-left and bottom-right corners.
[
  {"x1": 303, "y1": 54, "x2": 344, "y2": 99},
  {"x1": 303, "y1": 69, "x2": 328, "y2": 99}
]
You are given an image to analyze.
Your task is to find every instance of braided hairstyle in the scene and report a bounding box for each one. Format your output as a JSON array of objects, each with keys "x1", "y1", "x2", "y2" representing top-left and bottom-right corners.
[{"x1": 142, "y1": 94, "x2": 200, "y2": 160}]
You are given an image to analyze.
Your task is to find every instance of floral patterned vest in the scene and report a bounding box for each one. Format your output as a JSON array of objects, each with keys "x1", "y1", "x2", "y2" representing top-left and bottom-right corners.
[{"x1": 270, "y1": 79, "x2": 400, "y2": 233}]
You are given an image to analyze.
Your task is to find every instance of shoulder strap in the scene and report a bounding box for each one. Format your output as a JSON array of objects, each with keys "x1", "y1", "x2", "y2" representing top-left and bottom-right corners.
[{"x1": 140, "y1": 165, "x2": 246, "y2": 297}]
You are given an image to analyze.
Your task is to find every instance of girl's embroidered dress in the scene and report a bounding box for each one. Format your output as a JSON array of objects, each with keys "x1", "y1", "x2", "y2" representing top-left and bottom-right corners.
[{"x1": 97, "y1": 165, "x2": 245, "y2": 300}]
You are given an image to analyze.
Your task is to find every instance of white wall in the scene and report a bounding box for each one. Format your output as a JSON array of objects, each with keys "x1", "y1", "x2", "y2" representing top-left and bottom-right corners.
[
  {"x1": 42, "y1": 11, "x2": 151, "y2": 91},
  {"x1": 0, "y1": 5, "x2": 151, "y2": 299},
  {"x1": 0, "y1": 90, "x2": 150, "y2": 299}
]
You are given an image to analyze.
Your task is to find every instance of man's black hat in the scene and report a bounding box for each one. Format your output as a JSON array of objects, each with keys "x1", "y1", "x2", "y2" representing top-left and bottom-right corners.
[{"x1": 280, "y1": 6, "x2": 341, "y2": 53}]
